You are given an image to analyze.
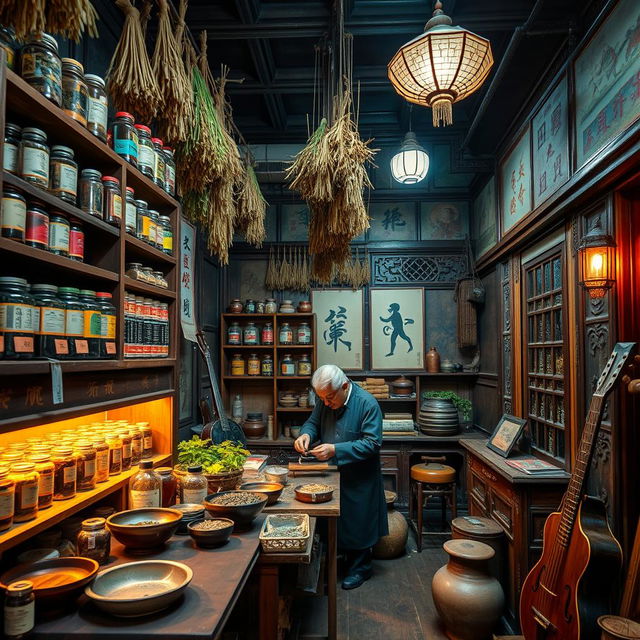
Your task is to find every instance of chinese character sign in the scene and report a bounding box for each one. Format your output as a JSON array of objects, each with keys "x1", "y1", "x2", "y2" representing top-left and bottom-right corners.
[
  {"x1": 311, "y1": 289, "x2": 364, "y2": 371},
  {"x1": 500, "y1": 127, "x2": 532, "y2": 234},
  {"x1": 368, "y1": 203, "x2": 417, "y2": 241},
  {"x1": 180, "y1": 218, "x2": 197, "y2": 342}
]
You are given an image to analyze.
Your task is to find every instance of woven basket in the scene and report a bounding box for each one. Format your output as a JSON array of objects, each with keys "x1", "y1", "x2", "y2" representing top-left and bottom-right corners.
[
  {"x1": 259, "y1": 514, "x2": 310, "y2": 553},
  {"x1": 173, "y1": 466, "x2": 243, "y2": 494}
]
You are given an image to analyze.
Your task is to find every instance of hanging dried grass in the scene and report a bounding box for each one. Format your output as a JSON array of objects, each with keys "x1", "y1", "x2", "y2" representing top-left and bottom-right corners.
[
  {"x1": 203, "y1": 177, "x2": 236, "y2": 266},
  {"x1": 139, "y1": 0, "x2": 152, "y2": 37},
  {"x1": 45, "y1": 0, "x2": 98, "y2": 41},
  {"x1": 0, "y1": 0, "x2": 45, "y2": 38},
  {"x1": 236, "y1": 163, "x2": 267, "y2": 247},
  {"x1": 265, "y1": 246, "x2": 277, "y2": 291},
  {"x1": 106, "y1": 0, "x2": 159, "y2": 122}
]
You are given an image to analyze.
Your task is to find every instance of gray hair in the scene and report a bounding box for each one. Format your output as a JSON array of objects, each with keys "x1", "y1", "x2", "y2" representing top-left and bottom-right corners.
[{"x1": 311, "y1": 364, "x2": 348, "y2": 391}]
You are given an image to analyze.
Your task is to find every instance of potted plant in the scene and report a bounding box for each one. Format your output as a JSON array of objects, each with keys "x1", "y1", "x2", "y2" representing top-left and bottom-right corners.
[
  {"x1": 419, "y1": 391, "x2": 472, "y2": 436},
  {"x1": 175, "y1": 437, "x2": 250, "y2": 494}
]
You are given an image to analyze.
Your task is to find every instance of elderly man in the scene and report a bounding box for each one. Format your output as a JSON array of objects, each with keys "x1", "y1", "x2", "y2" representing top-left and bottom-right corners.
[{"x1": 294, "y1": 364, "x2": 388, "y2": 590}]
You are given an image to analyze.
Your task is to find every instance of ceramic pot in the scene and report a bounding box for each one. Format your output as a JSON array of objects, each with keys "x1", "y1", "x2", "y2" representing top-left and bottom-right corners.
[
  {"x1": 425, "y1": 346, "x2": 441, "y2": 373},
  {"x1": 391, "y1": 375, "x2": 414, "y2": 397},
  {"x1": 432, "y1": 539, "x2": 504, "y2": 640},
  {"x1": 441, "y1": 359, "x2": 456, "y2": 373},
  {"x1": 598, "y1": 616, "x2": 640, "y2": 640},
  {"x1": 297, "y1": 300, "x2": 312, "y2": 313},
  {"x1": 229, "y1": 298, "x2": 243, "y2": 313},
  {"x1": 417, "y1": 398, "x2": 459, "y2": 436},
  {"x1": 279, "y1": 300, "x2": 295, "y2": 313},
  {"x1": 243, "y1": 412, "x2": 266, "y2": 439},
  {"x1": 373, "y1": 491, "x2": 408, "y2": 559}
]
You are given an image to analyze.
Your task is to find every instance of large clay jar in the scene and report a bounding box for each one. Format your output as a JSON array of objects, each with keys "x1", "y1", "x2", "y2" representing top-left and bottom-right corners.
[
  {"x1": 425, "y1": 346, "x2": 441, "y2": 373},
  {"x1": 373, "y1": 491, "x2": 408, "y2": 559},
  {"x1": 432, "y1": 539, "x2": 504, "y2": 640},
  {"x1": 417, "y1": 398, "x2": 459, "y2": 436},
  {"x1": 243, "y1": 412, "x2": 266, "y2": 439}
]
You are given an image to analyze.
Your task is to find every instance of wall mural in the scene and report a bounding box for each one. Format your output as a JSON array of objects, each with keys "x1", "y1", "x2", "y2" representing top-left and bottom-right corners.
[
  {"x1": 280, "y1": 203, "x2": 310, "y2": 241},
  {"x1": 500, "y1": 127, "x2": 532, "y2": 234},
  {"x1": 532, "y1": 76, "x2": 570, "y2": 208},
  {"x1": 575, "y1": 0, "x2": 640, "y2": 167},
  {"x1": 368, "y1": 202, "x2": 417, "y2": 241},
  {"x1": 473, "y1": 177, "x2": 497, "y2": 258},
  {"x1": 420, "y1": 202, "x2": 469, "y2": 240}
]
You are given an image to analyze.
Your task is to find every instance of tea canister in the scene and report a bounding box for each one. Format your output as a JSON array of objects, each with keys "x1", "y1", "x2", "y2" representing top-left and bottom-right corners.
[
  {"x1": 261, "y1": 322, "x2": 274, "y2": 345},
  {"x1": 247, "y1": 353, "x2": 260, "y2": 376},
  {"x1": 48, "y1": 212, "x2": 70, "y2": 257},
  {"x1": 243, "y1": 322, "x2": 259, "y2": 345},
  {"x1": 79, "y1": 169, "x2": 103, "y2": 219},
  {"x1": 261, "y1": 354, "x2": 273, "y2": 377},
  {"x1": 112, "y1": 112, "x2": 138, "y2": 167},
  {"x1": 297, "y1": 322, "x2": 312, "y2": 344},
  {"x1": 25, "y1": 201, "x2": 49, "y2": 251},
  {"x1": 134, "y1": 125, "x2": 155, "y2": 179},
  {"x1": 227, "y1": 322, "x2": 241, "y2": 345},
  {"x1": 244, "y1": 299, "x2": 256, "y2": 313},
  {"x1": 265, "y1": 298, "x2": 277, "y2": 314},
  {"x1": 1, "y1": 187, "x2": 27, "y2": 241},
  {"x1": 298, "y1": 354, "x2": 312, "y2": 377},
  {"x1": 279, "y1": 322, "x2": 293, "y2": 345},
  {"x1": 231, "y1": 353, "x2": 245, "y2": 376},
  {"x1": 280, "y1": 353, "x2": 295, "y2": 376},
  {"x1": 229, "y1": 298, "x2": 243, "y2": 313},
  {"x1": 61, "y1": 58, "x2": 88, "y2": 126},
  {"x1": 49, "y1": 145, "x2": 78, "y2": 204},
  {"x1": 20, "y1": 127, "x2": 50, "y2": 189}
]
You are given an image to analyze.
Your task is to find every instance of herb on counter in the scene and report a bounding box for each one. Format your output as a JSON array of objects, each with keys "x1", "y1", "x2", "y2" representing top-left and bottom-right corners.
[{"x1": 177, "y1": 437, "x2": 249, "y2": 475}]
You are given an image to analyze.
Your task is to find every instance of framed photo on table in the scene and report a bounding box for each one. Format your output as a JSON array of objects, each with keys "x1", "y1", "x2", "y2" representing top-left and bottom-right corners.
[{"x1": 487, "y1": 414, "x2": 527, "y2": 458}]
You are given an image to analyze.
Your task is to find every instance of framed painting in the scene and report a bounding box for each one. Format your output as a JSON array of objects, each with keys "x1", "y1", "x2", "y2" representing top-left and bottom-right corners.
[
  {"x1": 487, "y1": 414, "x2": 527, "y2": 458},
  {"x1": 311, "y1": 289, "x2": 364, "y2": 371},
  {"x1": 369, "y1": 288, "x2": 424, "y2": 370},
  {"x1": 532, "y1": 76, "x2": 570, "y2": 208},
  {"x1": 280, "y1": 203, "x2": 310, "y2": 241},
  {"x1": 500, "y1": 126, "x2": 532, "y2": 234},
  {"x1": 473, "y1": 177, "x2": 497, "y2": 258},
  {"x1": 420, "y1": 202, "x2": 469, "y2": 240},
  {"x1": 368, "y1": 202, "x2": 417, "y2": 241},
  {"x1": 575, "y1": 0, "x2": 640, "y2": 167}
]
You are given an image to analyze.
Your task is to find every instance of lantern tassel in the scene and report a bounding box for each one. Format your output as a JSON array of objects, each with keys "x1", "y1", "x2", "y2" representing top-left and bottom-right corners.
[{"x1": 432, "y1": 98, "x2": 453, "y2": 127}]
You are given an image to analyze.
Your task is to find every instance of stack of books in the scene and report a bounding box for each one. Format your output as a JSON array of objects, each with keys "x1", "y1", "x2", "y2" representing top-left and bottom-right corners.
[
  {"x1": 382, "y1": 412, "x2": 416, "y2": 436},
  {"x1": 243, "y1": 454, "x2": 269, "y2": 479},
  {"x1": 355, "y1": 378, "x2": 389, "y2": 399},
  {"x1": 505, "y1": 457, "x2": 562, "y2": 475}
]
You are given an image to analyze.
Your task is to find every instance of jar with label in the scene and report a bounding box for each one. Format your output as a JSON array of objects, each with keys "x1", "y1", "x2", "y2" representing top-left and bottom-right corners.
[
  {"x1": 180, "y1": 465, "x2": 208, "y2": 505},
  {"x1": 129, "y1": 429, "x2": 142, "y2": 464},
  {"x1": 134, "y1": 124, "x2": 155, "y2": 178},
  {"x1": 243, "y1": 322, "x2": 259, "y2": 345},
  {"x1": 4, "y1": 123, "x2": 20, "y2": 175},
  {"x1": 256, "y1": 301, "x2": 265, "y2": 313},
  {"x1": 92, "y1": 437, "x2": 110, "y2": 483},
  {"x1": 69, "y1": 219, "x2": 84, "y2": 261},
  {"x1": 61, "y1": 58, "x2": 88, "y2": 125},
  {"x1": 245, "y1": 299, "x2": 256, "y2": 313},
  {"x1": 148, "y1": 209, "x2": 160, "y2": 248},
  {"x1": 102, "y1": 176, "x2": 122, "y2": 227},
  {"x1": 117, "y1": 429, "x2": 133, "y2": 471},
  {"x1": 0, "y1": 277, "x2": 36, "y2": 359},
  {"x1": 48, "y1": 211, "x2": 70, "y2": 256},
  {"x1": 261, "y1": 322, "x2": 274, "y2": 345},
  {"x1": 159, "y1": 215, "x2": 173, "y2": 255},
  {"x1": 125, "y1": 187, "x2": 137, "y2": 235},
  {"x1": 1, "y1": 187, "x2": 27, "y2": 241},
  {"x1": 25, "y1": 201, "x2": 49, "y2": 249},
  {"x1": 153, "y1": 271, "x2": 168, "y2": 288},
  {"x1": 0, "y1": 467, "x2": 15, "y2": 531},
  {"x1": 20, "y1": 127, "x2": 50, "y2": 189},
  {"x1": 227, "y1": 321, "x2": 241, "y2": 345},
  {"x1": 0, "y1": 26, "x2": 17, "y2": 70},
  {"x1": 297, "y1": 322, "x2": 312, "y2": 345},
  {"x1": 30, "y1": 283, "x2": 68, "y2": 359},
  {"x1": 162, "y1": 146, "x2": 176, "y2": 196},
  {"x1": 105, "y1": 432, "x2": 123, "y2": 475},
  {"x1": 3, "y1": 580, "x2": 35, "y2": 640},
  {"x1": 74, "y1": 441, "x2": 97, "y2": 491},
  {"x1": 77, "y1": 517, "x2": 110, "y2": 565},
  {"x1": 112, "y1": 112, "x2": 138, "y2": 166},
  {"x1": 135, "y1": 199, "x2": 150, "y2": 242},
  {"x1": 49, "y1": 145, "x2": 78, "y2": 204},
  {"x1": 279, "y1": 322, "x2": 293, "y2": 345},
  {"x1": 129, "y1": 461, "x2": 160, "y2": 508},
  {"x1": 298, "y1": 354, "x2": 312, "y2": 376},
  {"x1": 79, "y1": 168, "x2": 103, "y2": 218},
  {"x1": 10, "y1": 463, "x2": 39, "y2": 521},
  {"x1": 265, "y1": 298, "x2": 277, "y2": 314},
  {"x1": 85, "y1": 74, "x2": 108, "y2": 142},
  {"x1": 51, "y1": 447, "x2": 77, "y2": 500},
  {"x1": 96, "y1": 291, "x2": 117, "y2": 358},
  {"x1": 261, "y1": 354, "x2": 273, "y2": 377},
  {"x1": 57, "y1": 287, "x2": 86, "y2": 358},
  {"x1": 20, "y1": 32, "x2": 62, "y2": 105},
  {"x1": 156, "y1": 467, "x2": 177, "y2": 507},
  {"x1": 135, "y1": 422, "x2": 153, "y2": 459},
  {"x1": 78, "y1": 289, "x2": 102, "y2": 358},
  {"x1": 231, "y1": 353, "x2": 245, "y2": 376},
  {"x1": 152, "y1": 138, "x2": 166, "y2": 189},
  {"x1": 27, "y1": 453, "x2": 53, "y2": 509},
  {"x1": 280, "y1": 353, "x2": 296, "y2": 376},
  {"x1": 247, "y1": 353, "x2": 260, "y2": 376},
  {"x1": 140, "y1": 267, "x2": 155, "y2": 284}
]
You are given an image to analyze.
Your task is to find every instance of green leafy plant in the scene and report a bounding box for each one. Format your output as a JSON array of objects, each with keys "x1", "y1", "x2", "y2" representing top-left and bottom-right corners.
[
  {"x1": 177, "y1": 437, "x2": 250, "y2": 474},
  {"x1": 422, "y1": 391, "x2": 472, "y2": 421}
]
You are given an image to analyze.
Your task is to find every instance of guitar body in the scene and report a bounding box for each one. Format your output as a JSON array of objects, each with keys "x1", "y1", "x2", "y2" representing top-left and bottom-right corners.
[{"x1": 520, "y1": 497, "x2": 622, "y2": 640}]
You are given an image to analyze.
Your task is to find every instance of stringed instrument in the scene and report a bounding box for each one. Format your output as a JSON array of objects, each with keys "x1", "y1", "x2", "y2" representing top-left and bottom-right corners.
[{"x1": 520, "y1": 342, "x2": 637, "y2": 640}]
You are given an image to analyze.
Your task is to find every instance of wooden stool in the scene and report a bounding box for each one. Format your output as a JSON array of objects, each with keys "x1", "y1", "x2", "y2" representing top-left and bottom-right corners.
[{"x1": 409, "y1": 456, "x2": 457, "y2": 552}]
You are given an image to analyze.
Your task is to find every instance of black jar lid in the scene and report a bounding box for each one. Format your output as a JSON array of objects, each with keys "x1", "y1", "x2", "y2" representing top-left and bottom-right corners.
[
  {"x1": 81, "y1": 168, "x2": 102, "y2": 180},
  {"x1": 187, "y1": 465, "x2": 203, "y2": 473},
  {"x1": 5, "y1": 122, "x2": 21, "y2": 136},
  {"x1": 247, "y1": 412, "x2": 263, "y2": 420}
]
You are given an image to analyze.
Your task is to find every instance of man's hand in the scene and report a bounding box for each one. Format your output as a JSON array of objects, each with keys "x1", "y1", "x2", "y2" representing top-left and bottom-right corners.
[
  {"x1": 294, "y1": 433, "x2": 311, "y2": 454},
  {"x1": 309, "y1": 443, "x2": 335, "y2": 461}
]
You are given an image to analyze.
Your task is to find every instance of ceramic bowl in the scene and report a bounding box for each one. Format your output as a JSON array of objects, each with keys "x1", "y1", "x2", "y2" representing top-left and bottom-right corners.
[
  {"x1": 264, "y1": 465, "x2": 289, "y2": 485},
  {"x1": 239, "y1": 481, "x2": 284, "y2": 505},
  {"x1": 203, "y1": 491, "x2": 268, "y2": 528},
  {"x1": 187, "y1": 518, "x2": 234, "y2": 547},
  {"x1": 106, "y1": 508, "x2": 182, "y2": 551},
  {"x1": 294, "y1": 483, "x2": 334, "y2": 504}
]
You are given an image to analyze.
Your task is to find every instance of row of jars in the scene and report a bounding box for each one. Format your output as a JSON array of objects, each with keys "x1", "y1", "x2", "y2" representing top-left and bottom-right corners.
[
  {"x1": 0, "y1": 278, "x2": 116, "y2": 360},
  {"x1": 129, "y1": 463, "x2": 209, "y2": 510},
  {"x1": 125, "y1": 262, "x2": 168, "y2": 289},
  {"x1": 126, "y1": 193, "x2": 173, "y2": 255},
  {"x1": 230, "y1": 352, "x2": 311, "y2": 377},
  {"x1": 229, "y1": 298, "x2": 313, "y2": 314},
  {"x1": 124, "y1": 292, "x2": 170, "y2": 359},
  {"x1": 227, "y1": 321, "x2": 312, "y2": 346},
  {"x1": 1, "y1": 188, "x2": 85, "y2": 261},
  {"x1": 0, "y1": 421, "x2": 154, "y2": 530}
]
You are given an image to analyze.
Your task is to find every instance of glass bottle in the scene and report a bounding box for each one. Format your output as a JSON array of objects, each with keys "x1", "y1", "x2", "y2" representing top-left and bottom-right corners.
[
  {"x1": 279, "y1": 322, "x2": 293, "y2": 345},
  {"x1": 227, "y1": 321, "x2": 241, "y2": 345},
  {"x1": 179, "y1": 465, "x2": 208, "y2": 505},
  {"x1": 57, "y1": 287, "x2": 86, "y2": 358},
  {"x1": 102, "y1": 176, "x2": 122, "y2": 227},
  {"x1": 20, "y1": 127, "x2": 50, "y2": 189},
  {"x1": 298, "y1": 353, "x2": 312, "y2": 376},
  {"x1": 261, "y1": 353, "x2": 273, "y2": 377},
  {"x1": 0, "y1": 467, "x2": 15, "y2": 531},
  {"x1": 135, "y1": 199, "x2": 150, "y2": 242},
  {"x1": 243, "y1": 322, "x2": 258, "y2": 345},
  {"x1": 147, "y1": 209, "x2": 160, "y2": 248},
  {"x1": 159, "y1": 215, "x2": 173, "y2": 255},
  {"x1": 156, "y1": 467, "x2": 177, "y2": 507},
  {"x1": 130, "y1": 428, "x2": 143, "y2": 464},
  {"x1": 136, "y1": 422, "x2": 153, "y2": 458},
  {"x1": 265, "y1": 298, "x2": 277, "y2": 314},
  {"x1": 61, "y1": 58, "x2": 88, "y2": 126},
  {"x1": 74, "y1": 441, "x2": 97, "y2": 491},
  {"x1": 26, "y1": 452, "x2": 53, "y2": 510},
  {"x1": 297, "y1": 322, "x2": 312, "y2": 345},
  {"x1": 9, "y1": 463, "x2": 39, "y2": 522},
  {"x1": 117, "y1": 429, "x2": 133, "y2": 471},
  {"x1": 247, "y1": 352, "x2": 260, "y2": 376},
  {"x1": 77, "y1": 517, "x2": 110, "y2": 565},
  {"x1": 125, "y1": 187, "x2": 137, "y2": 236},
  {"x1": 78, "y1": 289, "x2": 102, "y2": 358},
  {"x1": 95, "y1": 291, "x2": 117, "y2": 358},
  {"x1": 231, "y1": 353, "x2": 245, "y2": 376},
  {"x1": 24, "y1": 201, "x2": 49, "y2": 250},
  {"x1": 1, "y1": 187, "x2": 27, "y2": 241},
  {"x1": 261, "y1": 322, "x2": 274, "y2": 345},
  {"x1": 49, "y1": 146, "x2": 78, "y2": 204},
  {"x1": 134, "y1": 124, "x2": 155, "y2": 178},
  {"x1": 51, "y1": 447, "x2": 77, "y2": 500},
  {"x1": 3, "y1": 123, "x2": 21, "y2": 175},
  {"x1": 30, "y1": 283, "x2": 68, "y2": 359},
  {"x1": 3, "y1": 581, "x2": 35, "y2": 640},
  {"x1": 92, "y1": 437, "x2": 110, "y2": 483},
  {"x1": 69, "y1": 219, "x2": 84, "y2": 262},
  {"x1": 152, "y1": 137, "x2": 165, "y2": 189},
  {"x1": 20, "y1": 32, "x2": 62, "y2": 105},
  {"x1": 48, "y1": 211, "x2": 70, "y2": 257},
  {"x1": 232, "y1": 394, "x2": 243, "y2": 422},
  {"x1": 112, "y1": 112, "x2": 138, "y2": 166},
  {"x1": 79, "y1": 168, "x2": 103, "y2": 219},
  {"x1": 280, "y1": 353, "x2": 295, "y2": 376},
  {"x1": 162, "y1": 146, "x2": 176, "y2": 196},
  {"x1": 105, "y1": 432, "x2": 123, "y2": 475},
  {"x1": 84, "y1": 74, "x2": 108, "y2": 142},
  {"x1": 0, "y1": 277, "x2": 36, "y2": 360},
  {"x1": 0, "y1": 26, "x2": 17, "y2": 71},
  {"x1": 129, "y1": 461, "x2": 160, "y2": 508}
]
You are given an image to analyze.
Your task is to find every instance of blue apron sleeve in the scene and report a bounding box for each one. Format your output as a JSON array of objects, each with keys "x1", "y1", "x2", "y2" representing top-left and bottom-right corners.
[
  {"x1": 333, "y1": 401, "x2": 382, "y2": 465},
  {"x1": 300, "y1": 402, "x2": 322, "y2": 442}
]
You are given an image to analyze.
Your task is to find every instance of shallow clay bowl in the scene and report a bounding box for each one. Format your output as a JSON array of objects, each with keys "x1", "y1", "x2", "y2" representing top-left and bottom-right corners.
[
  {"x1": 239, "y1": 481, "x2": 284, "y2": 505},
  {"x1": 106, "y1": 508, "x2": 182, "y2": 550},
  {"x1": 0, "y1": 557, "x2": 99, "y2": 604},
  {"x1": 203, "y1": 491, "x2": 268, "y2": 527},
  {"x1": 294, "y1": 484, "x2": 334, "y2": 504},
  {"x1": 85, "y1": 560, "x2": 192, "y2": 617},
  {"x1": 187, "y1": 518, "x2": 235, "y2": 547}
]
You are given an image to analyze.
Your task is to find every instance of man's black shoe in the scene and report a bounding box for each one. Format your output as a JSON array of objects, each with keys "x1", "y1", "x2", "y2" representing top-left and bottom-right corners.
[{"x1": 341, "y1": 569, "x2": 372, "y2": 590}]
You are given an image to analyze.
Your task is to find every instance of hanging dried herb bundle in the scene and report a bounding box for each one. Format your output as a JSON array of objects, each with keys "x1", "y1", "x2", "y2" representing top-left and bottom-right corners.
[
  {"x1": 45, "y1": 0, "x2": 99, "y2": 41},
  {"x1": 236, "y1": 163, "x2": 267, "y2": 247},
  {"x1": 139, "y1": 0, "x2": 152, "y2": 37},
  {"x1": 106, "y1": 0, "x2": 159, "y2": 122},
  {"x1": 265, "y1": 246, "x2": 277, "y2": 290},
  {"x1": 0, "y1": 0, "x2": 45, "y2": 38}
]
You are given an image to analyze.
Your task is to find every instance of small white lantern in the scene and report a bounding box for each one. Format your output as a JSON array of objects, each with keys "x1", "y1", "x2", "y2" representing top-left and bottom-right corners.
[{"x1": 390, "y1": 131, "x2": 429, "y2": 184}]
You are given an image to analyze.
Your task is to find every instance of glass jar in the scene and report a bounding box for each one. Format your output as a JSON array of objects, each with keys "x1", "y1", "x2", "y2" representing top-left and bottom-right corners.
[
  {"x1": 78, "y1": 289, "x2": 102, "y2": 358},
  {"x1": 159, "y1": 215, "x2": 173, "y2": 255},
  {"x1": 112, "y1": 112, "x2": 138, "y2": 166},
  {"x1": 148, "y1": 209, "x2": 160, "y2": 248},
  {"x1": 69, "y1": 219, "x2": 84, "y2": 262},
  {"x1": 134, "y1": 124, "x2": 155, "y2": 178},
  {"x1": 10, "y1": 463, "x2": 39, "y2": 521},
  {"x1": 247, "y1": 353, "x2": 260, "y2": 376},
  {"x1": 265, "y1": 298, "x2": 277, "y2": 314},
  {"x1": 27, "y1": 453, "x2": 54, "y2": 509},
  {"x1": 48, "y1": 211, "x2": 70, "y2": 257},
  {"x1": 140, "y1": 266, "x2": 155, "y2": 284},
  {"x1": 102, "y1": 176, "x2": 122, "y2": 227},
  {"x1": 231, "y1": 353, "x2": 245, "y2": 376},
  {"x1": 92, "y1": 437, "x2": 110, "y2": 483},
  {"x1": 84, "y1": 74, "x2": 108, "y2": 142},
  {"x1": 117, "y1": 429, "x2": 132, "y2": 471},
  {"x1": 125, "y1": 263, "x2": 143, "y2": 281},
  {"x1": 20, "y1": 127, "x2": 50, "y2": 189},
  {"x1": 261, "y1": 322, "x2": 274, "y2": 345},
  {"x1": 156, "y1": 467, "x2": 177, "y2": 507},
  {"x1": 51, "y1": 447, "x2": 77, "y2": 500},
  {"x1": 153, "y1": 271, "x2": 168, "y2": 288},
  {"x1": 30, "y1": 283, "x2": 68, "y2": 359},
  {"x1": 135, "y1": 199, "x2": 150, "y2": 242},
  {"x1": 180, "y1": 465, "x2": 208, "y2": 505},
  {"x1": 227, "y1": 321, "x2": 241, "y2": 345},
  {"x1": 20, "y1": 32, "x2": 62, "y2": 106},
  {"x1": 4, "y1": 123, "x2": 21, "y2": 175},
  {"x1": 261, "y1": 353, "x2": 273, "y2": 377},
  {"x1": 125, "y1": 187, "x2": 137, "y2": 235},
  {"x1": 0, "y1": 467, "x2": 15, "y2": 530},
  {"x1": 256, "y1": 301, "x2": 265, "y2": 314},
  {"x1": 162, "y1": 146, "x2": 176, "y2": 196},
  {"x1": 57, "y1": 287, "x2": 86, "y2": 358},
  {"x1": 1, "y1": 187, "x2": 27, "y2": 241},
  {"x1": 77, "y1": 517, "x2": 110, "y2": 565},
  {"x1": 25, "y1": 201, "x2": 49, "y2": 250},
  {"x1": 152, "y1": 138, "x2": 165, "y2": 189},
  {"x1": 105, "y1": 432, "x2": 123, "y2": 476},
  {"x1": 297, "y1": 322, "x2": 312, "y2": 345},
  {"x1": 243, "y1": 322, "x2": 258, "y2": 345},
  {"x1": 79, "y1": 168, "x2": 103, "y2": 219},
  {"x1": 1, "y1": 452, "x2": 23, "y2": 467},
  {"x1": 3, "y1": 580, "x2": 35, "y2": 640},
  {"x1": 130, "y1": 428, "x2": 143, "y2": 464},
  {"x1": 0, "y1": 26, "x2": 17, "y2": 70},
  {"x1": 279, "y1": 322, "x2": 293, "y2": 345},
  {"x1": 96, "y1": 291, "x2": 117, "y2": 358},
  {"x1": 298, "y1": 353, "x2": 312, "y2": 376},
  {"x1": 0, "y1": 277, "x2": 36, "y2": 359},
  {"x1": 129, "y1": 461, "x2": 160, "y2": 508},
  {"x1": 49, "y1": 145, "x2": 78, "y2": 204},
  {"x1": 244, "y1": 299, "x2": 256, "y2": 313},
  {"x1": 136, "y1": 422, "x2": 153, "y2": 459},
  {"x1": 280, "y1": 353, "x2": 295, "y2": 376},
  {"x1": 61, "y1": 58, "x2": 88, "y2": 126},
  {"x1": 74, "y1": 441, "x2": 97, "y2": 491}
]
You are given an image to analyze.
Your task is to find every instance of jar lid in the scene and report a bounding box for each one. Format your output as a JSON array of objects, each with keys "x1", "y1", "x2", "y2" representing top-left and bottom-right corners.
[
  {"x1": 30, "y1": 283, "x2": 58, "y2": 293},
  {"x1": 37, "y1": 32, "x2": 59, "y2": 50},
  {"x1": 159, "y1": 215, "x2": 171, "y2": 222},
  {"x1": 151, "y1": 137, "x2": 164, "y2": 145},
  {"x1": 247, "y1": 412, "x2": 263, "y2": 419},
  {"x1": 6, "y1": 581, "x2": 33, "y2": 597},
  {"x1": 0, "y1": 466, "x2": 9, "y2": 477},
  {"x1": 156, "y1": 467, "x2": 173, "y2": 475},
  {"x1": 49, "y1": 211, "x2": 68, "y2": 220},
  {"x1": 96, "y1": 292, "x2": 112, "y2": 299},
  {"x1": 134, "y1": 124, "x2": 152, "y2": 134},
  {"x1": 0, "y1": 276, "x2": 28, "y2": 286},
  {"x1": 139, "y1": 461, "x2": 153, "y2": 470},
  {"x1": 101, "y1": 175, "x2": 119, "y2": 185},
  {"x1": 187, "y1": 465, "x2": 202, "y2": 473},
  {"x1": 126, "y1": 262, "x2": 143, "y2": 268},
  {"x1": 84, "y1": 73, "x2": 105, "y2": 88},
  {"x1": 134, "y1": 199, "x2": 148, "y2": 208},
  {"x1": 79, "y1": 289, "x2": 96, "y2": 297},
  {"x1": 11, "y1": 462, "x2": 35, "y2": 472},
  {"x1": 82, "y1": 517, "x2": 106, "y2": 530},
  {"x1": 126, "y1": 186, "x2": 135, "y2": 194},
  {"x1": 51, "y1": 447, "x2": 73, "y2": 455},
  {"x1": 115, "y1": 111, "x2": 134, "y2": 120},
  {"x1": 58, "y1": 286, "x2": 79, "y2": 294},
  {"x1": 5, "y1": 122, "x2": 21, "y2": 134},
  {"x1": 75, "y1": 440, "x2": 93, "y2": 449},
  {"x1": 28, "y1": 452, "x2": 51, "y2": 462},
  {"x1": 61, "y1": 57, "x2": 83, "y2": 72},
  {"x1": 81, "y1": 168, "x2": 102, "y2": 179},
  {"x1": 22, "y1": 126, "x2": 47, "y2": 139},
  {"x1": 162, "y1": 146, "x2": 173, "y2": 152}
]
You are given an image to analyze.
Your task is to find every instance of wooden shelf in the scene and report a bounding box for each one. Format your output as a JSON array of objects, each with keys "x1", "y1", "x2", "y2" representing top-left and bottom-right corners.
[
  {"x1": 276, "y1": 407, "x2": 313, "y2": 412},
  {"x1": 0, "y1": 453, "x2": 171, "y2": 551},
  {"x1": 276, "y1": 313, "x2": 314, "y2": 318},
  {"x1": 221, "y1": 345, "x2": 275, "y2": 350},
  {"x1": 276, "y1": 376, "x2": 312, "y2": 380},
  {"x1": 124, "y1": 234, "x2": 177, "y2": 265},
  {"x1": 377, "y1": 396, "x2": 417, "y2": 402},
  {"x1": 0, "y1": 358, "x2": 177, "y2": 377},
  {"x1": 222, "y1": 313, "x2": 275, "y2": 319},
  {"x1": 348, "y1": 371, "x2": 479, "y2": 378},
  {"x1": 222, "y1": 375, "x2": 274, "y2": 381},
  {"x1": 123, "y1": 276, "x2": 176, "y2": 299},
  {"x1": 275, "y1": 344, "x2": 314, "y2": 349}
]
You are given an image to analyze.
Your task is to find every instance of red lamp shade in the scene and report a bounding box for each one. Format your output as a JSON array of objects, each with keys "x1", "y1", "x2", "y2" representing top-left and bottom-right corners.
[{"x1": 578, "y1": 218, "x2": 616, "y2": 299}]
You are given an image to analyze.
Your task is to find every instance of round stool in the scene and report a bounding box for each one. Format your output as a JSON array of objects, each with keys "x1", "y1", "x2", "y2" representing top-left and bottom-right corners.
[{"x1": 409, "y1": 456, "x2": 457, "y2": 552}]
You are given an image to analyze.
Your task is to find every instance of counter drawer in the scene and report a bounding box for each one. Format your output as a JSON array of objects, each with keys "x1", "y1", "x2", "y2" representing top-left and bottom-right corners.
[
  {"x1": 490, "y1": 488, "x2": 515, "y2": 540},
  {"x1": 469, "y1": 470, "x2": 489, "y2": 512}
]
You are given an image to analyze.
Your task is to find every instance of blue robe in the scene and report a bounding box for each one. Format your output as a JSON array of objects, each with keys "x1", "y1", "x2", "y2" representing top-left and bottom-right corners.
[{"x1": 300, "y1": 382, "x2": 388, "y2": 549}]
